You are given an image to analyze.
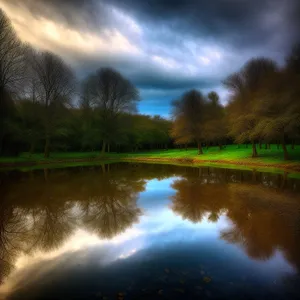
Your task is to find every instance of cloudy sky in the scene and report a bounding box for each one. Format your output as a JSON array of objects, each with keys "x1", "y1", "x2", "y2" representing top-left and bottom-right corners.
[{"x1": 1, "y1": 0, "x2": 299, "y2": 117}]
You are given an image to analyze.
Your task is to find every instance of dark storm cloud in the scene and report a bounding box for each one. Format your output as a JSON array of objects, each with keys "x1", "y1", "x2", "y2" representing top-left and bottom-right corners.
[
  {"x1": 111, "y1": 0, "x2": 300, "y2": 49},
  {"x1": 133, "y1": 75, "x2": 218, "y2": 90},
  {"x1": 1, "y1": 0, "x2": 299, "y2": 116}
]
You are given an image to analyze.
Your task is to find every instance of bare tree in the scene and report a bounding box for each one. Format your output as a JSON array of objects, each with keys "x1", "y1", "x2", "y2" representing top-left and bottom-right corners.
[
  {"x1": 0, "y1": 9, "x2": 26, "y2": 93},
  {"x1": 83, "y1": 68, "x2": 140, "y2": 153},
  {"x1": 0, "y1": 9, "x2": 26, "y2": 154},
  {"x1": 29, "y1": 51, "x2": 76, "y2": 157}
]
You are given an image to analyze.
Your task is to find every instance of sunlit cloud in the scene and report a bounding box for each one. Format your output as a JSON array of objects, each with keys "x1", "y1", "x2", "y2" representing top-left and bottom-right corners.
[
  {"x1": 198, "y1": 56, "x2": 211, "y2": 65},
  {"x1": 111, "y1": 6, "x2": 143, "y2": 36},
  {"x1": 0, "y1": 227, "x2": 143, "y2": 295},
  {"x1": 152, "y1": 55, "x2": 179, "y2": 69},
  {"x1": 1, "y1": 2, "x2": 141, "y2": 57},
  {"x1": 119, "y1": 248, "x2": 137, "y2": 259}
]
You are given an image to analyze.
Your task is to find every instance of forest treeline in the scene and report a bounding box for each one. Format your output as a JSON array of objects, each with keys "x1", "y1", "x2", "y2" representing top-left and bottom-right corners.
[{"x1": 0, "y1": 9, "x2": 299, "y2": 160}]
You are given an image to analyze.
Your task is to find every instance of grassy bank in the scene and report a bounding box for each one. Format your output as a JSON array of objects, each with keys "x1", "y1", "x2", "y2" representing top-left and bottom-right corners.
[{"x1": 1, "y1": 145, "x2": 300, "y2": 172}]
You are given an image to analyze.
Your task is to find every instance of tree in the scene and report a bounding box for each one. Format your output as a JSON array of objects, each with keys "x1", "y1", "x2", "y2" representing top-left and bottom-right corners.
[
  {"x1": 251, "y1": 46, "x2": 300, "y2": 160},
  {"x1": 286, "y1": 43, "x2": 300, "y2": 74},
  {"x1": 224, "y1": 58, "x2": 278, "y2": 157},
  {"x1": 82, "y1": 68, "x2": 140, "y2": 153},
  {"x1": 77, "y1": 84, "x2": 101, "y2": 151},
  {"x1": 203, "y1": 91, "x2": 227, "y2": 149},
  {"x1": 171, "y1": 177, "x2": 230, "y2": 223},
  {"x1": 207, "y1": 91, "x2": 219, "y2": 104},
  {"x1": 0, "y1": 9, "x2": 26, "y2": 155},
  {"x1": 15, "y1": 100, "x2": 43, "y2": 155},
  {"x1": 28, "y1": 51, "x2": 76, "y2": 157},
  {"x1": 171, "y1": 90, "x2": 207, "y2": 154}
]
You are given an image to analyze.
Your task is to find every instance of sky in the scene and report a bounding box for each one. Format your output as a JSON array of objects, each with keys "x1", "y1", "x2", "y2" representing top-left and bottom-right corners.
[{"x1": 0, "y1": 0, "x2": 299, "y2": 117}]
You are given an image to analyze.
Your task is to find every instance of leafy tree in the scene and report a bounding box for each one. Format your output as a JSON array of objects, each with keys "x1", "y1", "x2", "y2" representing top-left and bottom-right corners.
[
  {"x1": 251, "y1": 47, "x2": 300, "y2": 160},
  {"x1": 203, "y1": 91, "x2": 227, "y2": 149},
  {"x1": 151, "y1": 115, "x2": 171, "y2": 149},
  {"x1": 16, "y1": 100, "x2": 44, "y2": 155},
  {"x1": 171, "y1": 90, "x2": 207, "y2": 154},
  {"x1": 224, "y1": 58, "x2": 278, "y2": 157}
]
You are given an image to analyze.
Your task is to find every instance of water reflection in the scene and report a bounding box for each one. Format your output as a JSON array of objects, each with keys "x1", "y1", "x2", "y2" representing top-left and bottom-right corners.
[
  {"x1": 0, "y1": 163, "x2": 300, "y2": 299},
  {"x1": 0, "y1": 165, "x2": 146, "y2": 285},
  {"x1": 79, "y1": 170, "x2": 144, "y2": 239},
  {"x1": 171, "y1": 176, "x2": 300, "y2": 264}
]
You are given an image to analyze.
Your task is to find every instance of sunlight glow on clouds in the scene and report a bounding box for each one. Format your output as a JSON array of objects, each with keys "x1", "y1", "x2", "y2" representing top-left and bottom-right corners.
[
  {"x1": 152, "y1": 55, "x2": 179, "y2": 69},
  {"x1": 198, "y1": 56, "x2": 211, "y2": 65},
  {"x1": 1, "y1": 3, "x2": 141, "y2": 56},
  {"x1": 111, "y1": 6, "x2": 143, "y2": 36}
]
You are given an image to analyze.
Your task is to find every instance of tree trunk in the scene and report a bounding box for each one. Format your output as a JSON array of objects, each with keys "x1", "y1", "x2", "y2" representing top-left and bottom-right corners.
[
  {"x1": 277, "y1": 143, "x2": 280, "y2": 149},
  {"x1": 291, "y1": 141, "x2": 295, "y2": 150},
  {"x1": 265, "y1": 143, "x2": 267, "y2": 149},
  {"x1": 0, "y1": 132, "x2": 3, "y2": 156},
  {"x1": 252, "y1": 141, "x2": 258, "y2": 158},
  {"x1": 281, "y1": 172, "x2": 288, "y2": 189},
  {"x1": 252, "y1": 169, "x2": 257, "y2": 182},
  {"x1": 197, "y1": 141, "x2": 203, "y2": 155},
  {"x1": 44, "y1": 136, "x2": 50, "y2": 158},
  {"x1": 259, "y1": 141, "x2": 262, "y2": 149},
  {"x1": 281, "y1": 136, "x2": 289, "y2": 160},
  {"x1": 43, "y1": 168, "x2": 49, "y2": 181},
  {"x1": 199, "y1": 168, "x2": 202, "y2": 177},
  {"x1": 102, "y1": 141, "x2": 106, "y2": 154},
  {"x1": 268, "y1": 143, "x2": 271, "y2": 149},
  {"x1": 29, "y1": 141, "x2": 35, "y2": 157},
  {"x1": 107, "y1": 143, "x2": 110, "y2": 153},
  {"x1": 0, "y1": 88, "x2": 5, "y2": 156}
]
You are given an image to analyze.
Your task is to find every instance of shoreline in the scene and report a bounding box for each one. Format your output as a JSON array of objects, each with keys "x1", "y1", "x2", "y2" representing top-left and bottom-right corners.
[
  {"x1": 122, "y1": 157, "x2": 300, "y2": 173},
  {"x1": 1, "y1": 155, "x2": 300, "y2": 173}
]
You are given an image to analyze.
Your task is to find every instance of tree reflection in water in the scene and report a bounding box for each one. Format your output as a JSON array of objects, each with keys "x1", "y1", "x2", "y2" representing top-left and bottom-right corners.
[
  {"x1": 170, "y1": 167, "x2": 300, "y2": 268},
  {"x1": 0, "y1": 164, "x2": 146, "y2": 282},
  {"x1": 0, "y1": 202, "x2": 31, "y2": 283},
  {"x1": 80, "y1": 171, "x2": 143, "y2": 239},
  {"x1": 0, "y1": 163, "x2": 300, "y2": 286}
]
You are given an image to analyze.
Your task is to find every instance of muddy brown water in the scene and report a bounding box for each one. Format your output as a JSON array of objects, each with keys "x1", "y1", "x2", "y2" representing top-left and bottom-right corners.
[{"x1": 0, "y1": 163, "x2": 300, "y2": 299}]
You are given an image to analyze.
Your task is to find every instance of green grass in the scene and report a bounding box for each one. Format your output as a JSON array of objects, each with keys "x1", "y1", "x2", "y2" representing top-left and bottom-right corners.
[
  {"x1": 1, "y1": 144, "x2": 300, "y2": 172},
  {"x1": 0, "y1": 151, "x2": 98, "y2": 163},
  {"x1": 110, "y1": 144, "x2": 300, "y2": 165}
]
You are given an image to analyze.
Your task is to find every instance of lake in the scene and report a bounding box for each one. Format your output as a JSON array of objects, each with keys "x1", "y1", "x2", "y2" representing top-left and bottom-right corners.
[{"x1": 0, "y1": 163, "x2": 300, "y2": 300}]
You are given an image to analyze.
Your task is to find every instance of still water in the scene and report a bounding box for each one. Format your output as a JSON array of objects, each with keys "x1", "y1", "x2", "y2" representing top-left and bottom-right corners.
[{"x1": 0, "y1": 163, "x2": 300, "y2": 299}]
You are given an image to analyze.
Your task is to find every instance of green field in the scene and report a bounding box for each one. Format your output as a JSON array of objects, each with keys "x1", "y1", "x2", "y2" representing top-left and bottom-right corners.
[{"x1": 1, "y1": 144, "x2": 300, "y2": 172}]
